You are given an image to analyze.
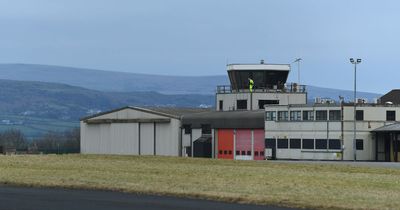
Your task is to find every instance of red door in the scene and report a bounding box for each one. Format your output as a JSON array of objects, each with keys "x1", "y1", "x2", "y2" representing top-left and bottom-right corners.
[
  {"x1": 253, "y1": 129, "x2": 265, "y2": 160},
  {"x1": 236, "y1": 129, "x2": 252, "y2": 160},
  {"x1": 217, "y1": 129, "x2": 234, "y2": 159}
]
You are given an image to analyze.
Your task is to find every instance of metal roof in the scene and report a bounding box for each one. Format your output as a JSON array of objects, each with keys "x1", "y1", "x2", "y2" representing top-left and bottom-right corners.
[
  {"x1": 182, "y1": 110, "x2": 265, "y2": 129},
  {"x1": 81, "y1": 106, "x2": 210, "y2": 121},
  {"x1": 372, "y1": 123, "x2": 400, "y2": 133}
]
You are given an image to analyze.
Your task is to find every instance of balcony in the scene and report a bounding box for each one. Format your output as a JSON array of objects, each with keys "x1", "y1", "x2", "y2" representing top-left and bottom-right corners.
[{"x1": 216, "y1": 83, "x2": 306, "y2": 94}]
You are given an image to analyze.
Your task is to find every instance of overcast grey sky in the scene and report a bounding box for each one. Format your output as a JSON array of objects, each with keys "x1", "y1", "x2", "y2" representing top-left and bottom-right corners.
[{"x1": 0, "y1": 0, "x2": 399, "y2": 93}]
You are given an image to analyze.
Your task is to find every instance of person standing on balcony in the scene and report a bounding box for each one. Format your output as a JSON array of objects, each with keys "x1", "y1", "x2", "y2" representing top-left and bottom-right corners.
[{"x1": 248, "y1": 78, "x2": 254, "y2": 92}]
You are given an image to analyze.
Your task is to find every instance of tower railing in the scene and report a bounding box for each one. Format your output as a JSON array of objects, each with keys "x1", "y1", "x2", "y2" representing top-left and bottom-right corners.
[{"x1": 216, "y1": 83, "x2": 306, "y2": 94}]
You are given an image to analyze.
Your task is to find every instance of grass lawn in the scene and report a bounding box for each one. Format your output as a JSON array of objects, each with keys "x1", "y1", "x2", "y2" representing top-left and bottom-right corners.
[{"x1": 0, "y1": 155, "x2": 399, "y2": 210}]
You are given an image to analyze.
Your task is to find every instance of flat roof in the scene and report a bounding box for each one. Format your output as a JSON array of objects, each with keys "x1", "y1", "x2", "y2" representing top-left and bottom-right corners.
[
  {"x1": 372, "y1": 123, "x2": 400, "y2": 133},
  {"x1": 227, "y1": 64, "x2": 290, "y2": 71},
  {"x1": 182, "y1": 110, "x2": 265, "y2": 129}
]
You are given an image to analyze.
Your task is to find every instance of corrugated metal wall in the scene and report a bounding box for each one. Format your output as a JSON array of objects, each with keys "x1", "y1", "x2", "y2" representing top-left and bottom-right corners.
[{"x1": 81, "y1": 108, "x2": 180, "y2": 156}]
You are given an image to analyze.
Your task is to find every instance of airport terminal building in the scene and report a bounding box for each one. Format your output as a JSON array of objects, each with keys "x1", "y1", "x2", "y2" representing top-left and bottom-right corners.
[{"x1": 80, "y1": 61, "x2": 400, "y2": 162}]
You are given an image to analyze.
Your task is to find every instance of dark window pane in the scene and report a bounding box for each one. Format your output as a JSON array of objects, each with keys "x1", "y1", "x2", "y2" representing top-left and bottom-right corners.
[
  {"x1": 316, "y1": 110, "x2": 327, "y2": 121},
  {"x1": 329, "y1": 110, "x2": 341, "y2": 121},
  {"x1": 255, "y1": 151, "x2": 259, "y2": 156},
  {"x1": 387, "y1": 111, "x2": 396, "y2": 121},
  {"x1": 260, "y1": 151, "x2": 264, "y2": 156},
  {"x1": 236, "y1": 151, "x2": 240, "y2": 155},
  {"x1": 247, "y1": 151, "x2": 251, "y2": 155},
  {"x1": 237, "y1": 100, "x2": 247, "y2": 110},
  {"x1": 265, "y1": 138, "x2": 276, "y2": 149},
  {"x1": 277, "y1": 139, "x2": 288, "y2": 149},
  {"x1": 316, "y1": 139, "x2": 327, "y2": 149},
  {"x1": 219, "y1": 150, "x2": 222, "y2": 154},
  {"x1": 302, "y1": 139, "x2": 314, "y2": 149},
  {"x1": 259, "y1": 100, "x2": 279, "y2": 109},
  {"x1": 224, "y1": 150, "x2": 227, "y2": 155},
  {"x1": 201, "y1": 124, "x2": 211, "y2": 134},
  {"x1": 183, "y1": 124, "x2": 191, "y2": 134},
  {"x1": 356, "y1": 139, "x2": 364, "y2": 150},
  {"x1": 329, "y1": 139, "x2": 341, "y2": 150},
  {"x1": 241, "y1": 151, "x2": 245, "y2": 155},
  {"x1": 219, "y1": 100, "x2": 223, "y2": 110},
  {"x1": 228, "y1": 150, "x2": 232, "y2": 155},
  {"x1": 290, "y1": 139, "x2": 301, "y2": 149},
  {"x1": 356, "y1": 110, "x2": 364, "y2": 121}
]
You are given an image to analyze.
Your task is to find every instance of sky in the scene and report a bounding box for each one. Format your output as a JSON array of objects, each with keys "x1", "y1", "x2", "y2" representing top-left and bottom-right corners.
[{"x1": 1, "y1": 0, "x2": 400, "y2": 93}]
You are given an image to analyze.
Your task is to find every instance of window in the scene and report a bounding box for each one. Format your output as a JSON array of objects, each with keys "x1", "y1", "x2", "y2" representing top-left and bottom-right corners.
[
  {"x1": 258, "y1": 100, "x2": 279, "y2": 109},
  {"x1": 260, "y1": 151, "x2": 264, "y2": 156},
  {"x1": 329, "y1": 110, "x2": 341, "y2": 121},
  {"x1": 219, "y1": 150, "x2": 223, "y2": 155},
  {"x1": 302, "y1": 139, "x2": 314, "y2": 149},
  {"x1": 224, "y1": 150, "x2": 227, "y2": 155},
  {"x1": 316, "y1": 139, "x2": 328, "y2": 149},
  {"x1": 316, "y1": 110, "x2": 327, "y2": 121},
  {"x1": 356, "y1": 110, "x2": 364, "y2": 121},
  {"x1": 219, "y1": 100, "x2": 223, "y2": 110},
  {"x1": 183, "y1": 125, "x2": 191, "y2": 134},
  {"x1": 255, "y1": 151, "x2": 259, "y2": 156},
  {"x1": 303, "y1": 110, "x2": 314, "y2": 121},
  {"x1": 265, "y1": 111, "x2": 276, "y2": 121},
  {"x1": 241, "y1": 151, "x2": 245, "y2": 155},
  {"x1": 201, "y1": 124, "x2": 211, "y2": 134},
  {"x1": 278, "y1": 111, "x2": 288, "y2": 121},
  {"x1": 387, "y1": 111, "x2": 396, "y2": 121},
  {"x1": 329, "y1": 139, "x2": 341, "y2": 150},
  {"x1": 290, "y1": 139, "x2": 301, "y2": 149},
  {"x1": 356, "y1": 139, "x2": 364, "y2": 150},
  {"x1": 265, "y1": 138, "x2": 276, "y2": 149},
  {"x1": 236, "y1": 151, "x2": 240, "y2": 155},
  {"x1": 277, "y1": 139, "x2": 288, "y2": 149},
  {"x1": 247, "y1": 151, "x2": 251, "y2": 155},
  {"x1": 237, "y1": 100, "x2": 247, "y2": 110},
  {"x1": 228, "y1": 150, "x2": 232, "y2": 155},
  {"x1": 290, "y1": 111, "x2": 302, "y2": 121}
]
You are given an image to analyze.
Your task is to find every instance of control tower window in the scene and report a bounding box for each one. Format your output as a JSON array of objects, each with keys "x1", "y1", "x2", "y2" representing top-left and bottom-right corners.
[{"x1": 237, "y1": 100, "x2": 247, "y2": 110}]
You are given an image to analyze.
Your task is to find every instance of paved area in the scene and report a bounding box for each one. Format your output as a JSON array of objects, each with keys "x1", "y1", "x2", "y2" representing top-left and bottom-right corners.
[
  {"x1": 273, "y1": 160, "x2": 400, "y2": 169},
  {"x1": 0, "y1": 185, "x2": 299, "y2": 210}
]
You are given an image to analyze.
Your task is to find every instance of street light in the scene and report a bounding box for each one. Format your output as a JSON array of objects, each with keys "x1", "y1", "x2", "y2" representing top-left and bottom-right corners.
[{"x1": 350, "y1": 58, "x2": 361, "y2": 161}]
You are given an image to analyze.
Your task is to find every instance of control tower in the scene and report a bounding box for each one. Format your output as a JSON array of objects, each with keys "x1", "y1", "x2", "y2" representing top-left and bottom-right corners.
[{"x1": 216, "y1": 61, "x2": 307, "y2": 111}]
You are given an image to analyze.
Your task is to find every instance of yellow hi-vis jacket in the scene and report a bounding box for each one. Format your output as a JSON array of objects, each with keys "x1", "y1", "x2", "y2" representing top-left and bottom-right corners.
[{"x1": 249, "y1": 79, "x2": 254, "y2": 92}]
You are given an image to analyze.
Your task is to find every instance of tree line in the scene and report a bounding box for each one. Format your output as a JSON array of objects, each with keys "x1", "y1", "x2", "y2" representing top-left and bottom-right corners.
[{"x1": 0, "y1": 128, "x2": 80, "y2": 154}]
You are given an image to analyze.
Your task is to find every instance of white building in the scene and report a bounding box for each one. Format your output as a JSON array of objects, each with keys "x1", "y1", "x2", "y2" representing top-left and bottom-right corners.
[{"x1": 264, "y1": 103, "x2": 400, "y2": 161}]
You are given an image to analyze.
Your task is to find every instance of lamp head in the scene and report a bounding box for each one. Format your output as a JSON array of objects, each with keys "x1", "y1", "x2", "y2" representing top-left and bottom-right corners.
[
  {"x1": 350, "y1": 58, "x2": 355, "y2": 63},
  {"x1": 357, "y1": 59, "x2": 362, "y2": 63}
]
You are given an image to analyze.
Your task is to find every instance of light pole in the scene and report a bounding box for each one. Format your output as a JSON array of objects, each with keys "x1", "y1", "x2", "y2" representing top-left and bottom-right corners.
[
  {"x1": 293, "y1": 58, "x2": 302, "y2": 84},
  {"x1": 350, "y1": 58, "x2": 361, "y2": 161}
]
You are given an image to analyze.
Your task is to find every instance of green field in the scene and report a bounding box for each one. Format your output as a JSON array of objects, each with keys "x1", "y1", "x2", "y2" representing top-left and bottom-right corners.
[
  {"x1": 0, "y1": 155, "x2": 399, "y2": 210},
  {"x1": 0, "y1": 114, "x2": 78, "y2": 138}
]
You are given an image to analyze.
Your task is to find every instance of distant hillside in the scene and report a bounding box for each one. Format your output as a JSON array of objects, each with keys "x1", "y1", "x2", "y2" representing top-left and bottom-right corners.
[
  {"x1": 0, "y1": 64, "x2": 227, "y2": 94},
  {"x1": 0, "y1": 79, "x2": 214, "y2": 120},
  {"x1": 0, "y1": 63, "x2": 382, "y2": 101}
]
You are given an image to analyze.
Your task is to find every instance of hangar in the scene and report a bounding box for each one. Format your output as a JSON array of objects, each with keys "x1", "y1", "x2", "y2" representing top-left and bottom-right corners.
[{"x1": 80, "y1": 106, "x2": 207, "y2": 156}]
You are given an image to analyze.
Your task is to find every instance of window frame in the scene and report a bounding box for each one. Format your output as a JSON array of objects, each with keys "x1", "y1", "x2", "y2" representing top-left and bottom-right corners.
[
  {"x1": 236, "y1": 100, "x2": 248, "y2": 110},
  {"x1": 290, "y1": 139, "x2": 301, "y2": 149},
  {"x1": 356, "y1": 110, "x2": 364, "y2": 121},
  {"x1": 356, "y1": 139, "x2": 364, "y2": 150},
  {"x1": 386, "y1": 110, "x2": 396, "y2": 121},
  {"x1": 329, "y1": 110, "x2": 341, "y2": 121},
  {"x1": 316, "y1": 110, "x2": 328, "y2": 121},
  {"x1": 315, "y1": 139, "x2": 328, "y2": 150},
  {"x1": 302, "y1": 110, "x2": 314, "y2": 121},
  {"x1": 265, "y1": 111, "x2": 277, "y2": 121},
  {"x1": 302, "y1": 139, "x2": 314, "y2": 150},
  {"x1": 290, "y1": 111, "x2": 302, "y2": 121},
  {"x1": 278, "y1": 111, "x2": 289, "y2": 121},
  {"x1": 277, "y1": 138, "x2": 289, "y2": 149}
]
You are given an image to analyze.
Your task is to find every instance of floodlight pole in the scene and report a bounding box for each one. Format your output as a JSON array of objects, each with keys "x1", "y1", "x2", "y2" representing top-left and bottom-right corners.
[
  {"x1": 293, "y1": 58, "x2": 302, "y2": 84},
  {"x1": 350, "y1": 58, "x2": 361, "y2": 161}
]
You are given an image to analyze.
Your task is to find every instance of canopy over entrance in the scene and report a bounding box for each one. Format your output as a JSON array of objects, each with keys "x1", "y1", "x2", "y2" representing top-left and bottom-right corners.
[{"x1": 371, "y1": 123, "x2": 400, "y2": 162}]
